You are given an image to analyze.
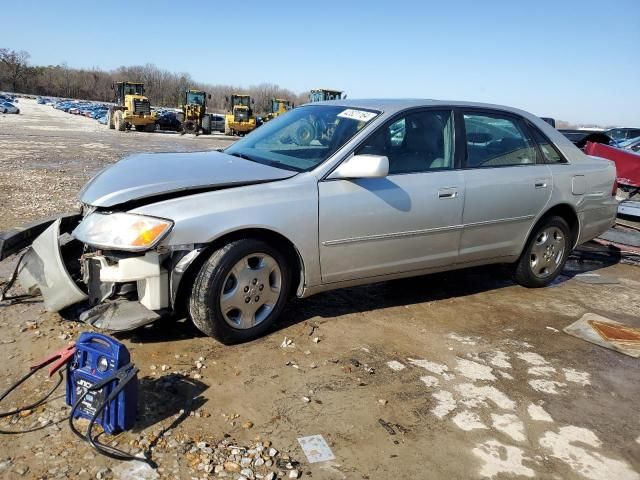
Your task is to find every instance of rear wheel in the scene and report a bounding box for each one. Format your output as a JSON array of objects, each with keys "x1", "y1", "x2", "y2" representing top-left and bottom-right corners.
[
  {"x1": 107, "y1": 109, "x2": 115, "y2": 129},
  {"x1": 189, "y1": 239, "x2": 291, "y2": 344},
  {"x1": 134, "y1": 125, "x2": 145, "y2": 132},
  {"x1": 514, "y1": 216, "x2": 570, "y2": 287},
  {"x1": 144, "y1": 123, "x2": 156, "y2": 133}
]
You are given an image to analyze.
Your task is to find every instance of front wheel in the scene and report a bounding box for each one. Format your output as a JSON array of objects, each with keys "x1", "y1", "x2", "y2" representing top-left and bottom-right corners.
[
  {"x1": 514, "y1": 216, "x2": 571, "y2": 288},
  {"x1": 189, "y1": 239, "x2": 291, "y2": 343}
]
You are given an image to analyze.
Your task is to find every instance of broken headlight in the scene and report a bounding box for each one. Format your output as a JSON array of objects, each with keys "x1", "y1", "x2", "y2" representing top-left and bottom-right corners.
[{"x1": 72, "y1": 212, "x2": 173, "y2": 252}]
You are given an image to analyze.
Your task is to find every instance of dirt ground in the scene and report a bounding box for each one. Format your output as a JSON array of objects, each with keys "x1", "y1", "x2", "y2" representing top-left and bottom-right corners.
[{"x1": 0, "y1": 100, "x2": 638, "y2": 480}]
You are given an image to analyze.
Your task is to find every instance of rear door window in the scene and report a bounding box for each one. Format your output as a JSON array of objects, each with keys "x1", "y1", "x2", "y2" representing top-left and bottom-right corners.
[
  {"x1": 463, "y1": 112, "x2": 538, "y2": 168},
  {"x1": 529, "y1": 126, "x2": 567, "y2": 164}
]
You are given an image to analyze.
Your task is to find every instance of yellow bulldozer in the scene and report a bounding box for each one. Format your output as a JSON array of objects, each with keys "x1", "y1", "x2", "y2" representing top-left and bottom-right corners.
[
  {"x1": 263, "y1": 98, "x2": 293, "y2": 122},
  {"x1": 179, "y1": 89, "x2": 212, "y2": 135},
  {"x1": 308, "y1": 88, "x2": 345, "y2": 102},
  {"x1": 107, "y1": 81, "x2": 156, "y2": 132},
  {"x1": 225, "y1": 94, "x2": 256, "y2": 136}
]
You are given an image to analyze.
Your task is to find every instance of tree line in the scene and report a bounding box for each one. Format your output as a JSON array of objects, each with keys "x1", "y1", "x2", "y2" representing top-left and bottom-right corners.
[{"x1": 0, "y1": 48, "x2": 309, "y2": 115}]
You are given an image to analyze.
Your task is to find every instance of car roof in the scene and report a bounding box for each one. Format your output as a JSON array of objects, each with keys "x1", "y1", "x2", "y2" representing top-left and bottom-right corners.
[{"x1": 303, "y1": 98, "x2": 537, "y2": 118}]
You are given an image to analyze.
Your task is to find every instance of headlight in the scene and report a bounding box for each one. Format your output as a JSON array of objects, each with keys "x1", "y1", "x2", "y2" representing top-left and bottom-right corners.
[{"x1": 72, "y1": 212, "x2": 173, "y2": 251}]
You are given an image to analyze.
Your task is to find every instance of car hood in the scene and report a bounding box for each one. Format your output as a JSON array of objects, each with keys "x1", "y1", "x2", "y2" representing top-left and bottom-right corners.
[{"x1": 79, "y1": 151, "x2": 297, "y2": 208}]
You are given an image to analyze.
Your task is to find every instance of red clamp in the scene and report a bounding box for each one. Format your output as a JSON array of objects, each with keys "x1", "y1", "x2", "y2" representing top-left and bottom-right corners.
[{"x1": 31, "y1": 343, "x2": 77, "y2": 377}]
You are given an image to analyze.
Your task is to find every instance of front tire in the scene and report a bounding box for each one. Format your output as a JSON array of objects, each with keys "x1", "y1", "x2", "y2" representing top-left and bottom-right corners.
[
  {"x1": 514, "y1": 216, "x2": 570, "y2": 288},
  {"x1": 189, "y1": 239, "x2": 291, "y2": 344},
  {"x1": 114, "y1": 110, "x2": 125, "y2": 131}
]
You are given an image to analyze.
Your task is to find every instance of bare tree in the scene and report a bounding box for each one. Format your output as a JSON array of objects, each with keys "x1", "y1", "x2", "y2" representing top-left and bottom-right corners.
[{"x1": 0, "y1": 48, "x2": 31, "y2": 92}]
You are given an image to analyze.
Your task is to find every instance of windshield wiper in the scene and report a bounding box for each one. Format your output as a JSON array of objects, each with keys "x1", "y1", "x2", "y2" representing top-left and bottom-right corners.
[{"x1": 227, "y1": 151, "x2": 301, "y2": 172}]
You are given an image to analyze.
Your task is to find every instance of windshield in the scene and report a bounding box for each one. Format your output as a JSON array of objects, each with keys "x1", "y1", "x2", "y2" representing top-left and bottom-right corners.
[
  {"x1": 186, "y1": 92, "x2": 205, "y2": 105},
  {"x1": 123, "y1": 83, "x2": 144, "y2": 95},
  {"x1": 225, "y1": 105, "x2": 380, "y2": 172},
  {"x1": 233, "y1": 96, "x2": 250, "y2": 107}
]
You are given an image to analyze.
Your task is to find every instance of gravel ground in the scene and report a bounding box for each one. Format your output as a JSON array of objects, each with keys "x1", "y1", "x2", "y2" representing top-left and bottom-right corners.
[{"x1": 0, "y1": 100, "x2": 638, "y2": 480}]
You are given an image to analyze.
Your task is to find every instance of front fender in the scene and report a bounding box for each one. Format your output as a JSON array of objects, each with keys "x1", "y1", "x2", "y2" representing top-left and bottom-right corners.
[{"x1": 130, "y1": 175, "x2": 322, "y2": 289}]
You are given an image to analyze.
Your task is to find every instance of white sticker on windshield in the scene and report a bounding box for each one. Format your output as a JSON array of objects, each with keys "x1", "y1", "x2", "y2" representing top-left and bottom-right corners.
[{"x1": 337, "y1": 109, "x2": 377, "y2": 122}]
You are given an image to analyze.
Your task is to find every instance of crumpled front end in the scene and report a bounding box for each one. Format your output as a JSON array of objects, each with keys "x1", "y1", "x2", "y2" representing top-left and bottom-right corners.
[{"x1": 8, "y1": 213, "x2": 188, "y2": 331}]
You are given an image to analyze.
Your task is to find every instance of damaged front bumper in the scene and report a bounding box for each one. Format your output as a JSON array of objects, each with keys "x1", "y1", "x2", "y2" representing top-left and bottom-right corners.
[{"x1": 3, "y1": 214, "x2": 193, "y2": 331}]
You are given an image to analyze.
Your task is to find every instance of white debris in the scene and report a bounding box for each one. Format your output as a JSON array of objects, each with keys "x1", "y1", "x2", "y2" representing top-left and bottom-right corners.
[
  {"x1": 528, "y1": 379, "x2": 566, "y2": 395},
  {"x1": 539, "y1": 426, "x2": 640, "y2": 480},
  {"x1": 431, "y1": 390, "x2": 457, "y2": 418},
  {"x1": 386, "y1": 360, "x2": 406, "y2": 371},
  {"x1": 546, "y1": 326, "x2": 560, "y2": 333},
  {"x1": 527, "y1": 404, "x2": 553, "y2": 422},
  {"x1": 497, "y1": 371, "x2": 514, "y2": 380},
  {"x1": 447, "y1": 332, "x2": 480, "y2": 345},
  {"x1": 472, "y1": 439, "x2": 535, "y2": 478},
  {"x1": 488, "y1": 350, "x2": 512, "y2": 369},
  {"x1": 420, "y1": 375, "x2": 439, "y2": 388},
  {"x1": 455, "y1": 383, "x2": 516, "y2": 410},
  {"x1": 280, "y1": 337, "x2": 294, "y2": 348},
  {"x1": 491, "y1": 413, "x2": 526, "y2": 442},
  {"x1": 452, "y1": 411, "x2": 487, "y2": 431},
  {"x1": 527, "y1": 366, "x2": 556, "y2": 376},
  {"x1": 408, "y1": 358, "x2": 449, "y2": 376},
  {"x1": 455, "y1": 358, "x2": 496, "y2": 381},
  {"x1": 515, "y1": 352, "x2": 549, "y2": 366},
  {"x1": 562, "y1": 368, "x2": 591, "y2": 386}
]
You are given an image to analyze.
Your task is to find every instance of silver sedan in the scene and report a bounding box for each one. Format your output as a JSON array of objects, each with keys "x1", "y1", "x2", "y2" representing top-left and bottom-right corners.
[{"x1": 2, "y1": 99, "x2": 617, "y2": 343}]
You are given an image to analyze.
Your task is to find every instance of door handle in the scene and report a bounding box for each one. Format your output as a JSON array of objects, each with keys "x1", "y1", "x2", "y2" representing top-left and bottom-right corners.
[
  {"x1": 534, "y1": 181, "x2": 548, "y2": 189},
  {"x1": 438, "y1": 188, "x2": 458, "y2": 199}
]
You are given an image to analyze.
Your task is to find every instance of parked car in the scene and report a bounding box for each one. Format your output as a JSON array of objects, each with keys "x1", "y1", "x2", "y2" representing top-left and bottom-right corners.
[
  {"x1": 617, "y1": 136, "x2": 640, "y2": 153},
  {"x1": 605, "y1": 127, "x2": 640, "y2": 142},
  {"x1": 209, "y1": 114, "x2": 226, "y2": 133},
  {"x1": 156, "y1": 111, "x2": 181, "y2": 131},
  {"x1": 559, "y1": 129, "x2": 612, "y2": 149},
  {"x1": 1, "y1": 101, "x2": 19, "y2": 114},
  {"x1": 1, "y1": 99, "x2": 617, "y2": 344}
]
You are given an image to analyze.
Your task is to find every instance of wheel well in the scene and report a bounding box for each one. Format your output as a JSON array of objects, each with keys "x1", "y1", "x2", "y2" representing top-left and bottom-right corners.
[
  {"x1": 172, "y1": 228, "x2": 304, "y2": 317},
  {"x1": 540, "y1": 204, "x2": 580, "y2": 247}
]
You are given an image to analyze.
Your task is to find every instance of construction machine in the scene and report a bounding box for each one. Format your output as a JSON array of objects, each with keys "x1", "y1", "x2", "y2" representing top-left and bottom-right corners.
[
  {"x1": 107, "y1": 82, "x2": 156, "y2": 132},
  {"x1": 225, "y1": 94, "x2": 256, "y2": 136},
  {"x1": 179, "y1": 89, "x2": 212, "y2": 135},
  {"x1": 264, "y1": 98, "x2": 293, "y2": 122},
  {"x1": 308, "y1": 89, "x2": 345, "y2": 102}
]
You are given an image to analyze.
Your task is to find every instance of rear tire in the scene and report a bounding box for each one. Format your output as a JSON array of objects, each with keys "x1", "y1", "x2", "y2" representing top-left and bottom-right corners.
[
  {"x1": 514, "y1": 216, "x2": 571, "y2": 288},
  {"x1": 189, "y1": 239, "x2": 291, "y2": 344},
  {"x1": 134, "y1": 125, "x2": 145, "y2": 132},
  {"x1": 107, "y1": 109, "x2": 115, "y2": 129},
  {"x1": 145, "y1": 123, "x2": 156, "y2": 133}
]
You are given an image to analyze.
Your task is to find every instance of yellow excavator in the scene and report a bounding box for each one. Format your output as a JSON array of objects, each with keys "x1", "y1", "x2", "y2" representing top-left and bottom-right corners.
[
  {"x1": 309, "y1": 89, "x2": 345, "y2": 102},
  {"x1": 263, "y1": 98, "x2": 293, "y2": 122},
  {"x1": 225, "y1": 94, "x2": 256, "y2": 136},
  {"x1": 179, "y1": 89, "x2": 212, "y2": 135},
  {"x1": 107, "y1": 81, "x2": 156, "y2": 132}
]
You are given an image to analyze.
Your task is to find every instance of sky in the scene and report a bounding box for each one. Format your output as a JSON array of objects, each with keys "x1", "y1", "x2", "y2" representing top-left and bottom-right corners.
[{"x1": 2, "y1": 0, "x2": 639, "y2": 126}]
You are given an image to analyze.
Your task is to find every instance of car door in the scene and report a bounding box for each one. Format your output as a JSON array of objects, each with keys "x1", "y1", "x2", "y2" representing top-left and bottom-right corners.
[
  {"x1": 318, "y1": 109, "x2": 465, "y2": 283},
  {"x1": 458, "y1": 110, "x2": 552, "y2": 263}
]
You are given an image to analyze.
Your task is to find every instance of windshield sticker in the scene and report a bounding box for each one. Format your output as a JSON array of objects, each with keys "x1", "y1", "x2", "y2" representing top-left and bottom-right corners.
[{"x1": 337, "y1": 109, "x2": 378, "y2": 122}]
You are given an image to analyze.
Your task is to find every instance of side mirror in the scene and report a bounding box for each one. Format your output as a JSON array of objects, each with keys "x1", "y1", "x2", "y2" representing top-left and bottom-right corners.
[
  {"x1": 329, "y1": 154, "x2": 389, "y2": 180},
  {"x1": 208, "y1": 94, "x2": 212, "y2": 99},
  {"x1": 225, "y1": 96, "x2": 229, "y2": 102},
  {"x1": 343, "y1": 94, "x2": 347, "y2": 99}
]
